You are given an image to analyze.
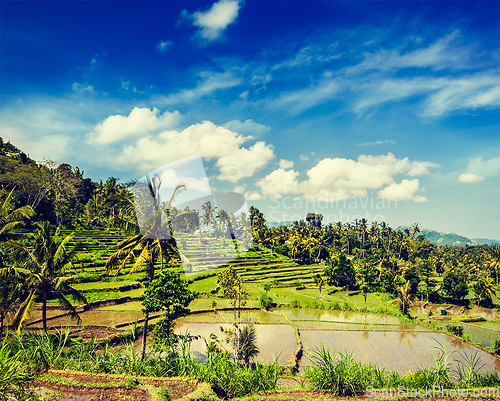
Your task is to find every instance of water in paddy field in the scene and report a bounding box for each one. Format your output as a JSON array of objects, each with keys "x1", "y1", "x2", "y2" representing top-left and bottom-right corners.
[
  {"x1": 176, "y1": 310, "x2": 500, "y2": 375},
  {"x1": 174, "y1": 322, "x2": 297, "y2": 365},
  {"x1": 298, "y1": 330, "x2": 500, "y2": 375}
]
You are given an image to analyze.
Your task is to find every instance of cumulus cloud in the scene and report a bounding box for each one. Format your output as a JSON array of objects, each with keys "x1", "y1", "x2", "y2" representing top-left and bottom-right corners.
[
  {"x1": 87, "y1": 107, "x2": 182, "y2": 145},
  {"x1": 113, "y1": 120, "x2": 274, "y2": 182},
  {"x1": 407, "y1": 161, "x2": 441, "y2": 176},
  {"x1": 233, "y1": 185, "x2": 245, "y2": 193},
  {"x1": 464, "y1": 155, "x2": 500, "y2": 178},
  {"x1": 378, "y1": 179, "x2": 427, "y2": 202},
  {"x1": 458, "y1": 173, "x2": 485, "y2": 183},
  {"x1": 244, "y1": 191, "x2": 263, "y2": 201},
  {"x1": 216, "y1": 141, "x2": 275, "y2": 182},
  {"x1": 256, "y1": 168, "x2": 300, "y2": 196},
  {"x1": 279, "y1": 159, "x2": 294, "y2": 169},
  {"x1": 225, "y1": 119, "x2": 270, "y2": 136},
  {"x1": 254, "y1": 152, "x2": 434, "y2": 201},
  {"x1": 187, "y1": 0, "x2": 241, "y2": 41},
  {"x1": 156, "y1": 40, "x2": 173, "y2": 52}
]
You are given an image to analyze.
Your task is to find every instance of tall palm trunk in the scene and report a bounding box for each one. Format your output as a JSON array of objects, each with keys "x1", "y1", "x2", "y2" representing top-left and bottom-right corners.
[
  {"x1": 42, "y1": 283, "x2": 48, "y2": 333},
  {"x1": 141, "y1": 252, "x2": 155, "y2": 361}
]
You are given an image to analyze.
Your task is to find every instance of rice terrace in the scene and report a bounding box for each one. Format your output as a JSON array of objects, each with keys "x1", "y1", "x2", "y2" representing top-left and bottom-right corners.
[{"x1": 1, "y1": 1, "x2": 500, "y2": 400}]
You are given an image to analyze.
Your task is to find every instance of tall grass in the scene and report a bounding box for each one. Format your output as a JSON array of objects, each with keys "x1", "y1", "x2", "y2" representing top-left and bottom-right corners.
[
  {"x1": 0, "y1": 336, "x2": 35, "y2": 401},
  {"x1": 305, "y1": 343, "x2": 499, "y2": 396}
]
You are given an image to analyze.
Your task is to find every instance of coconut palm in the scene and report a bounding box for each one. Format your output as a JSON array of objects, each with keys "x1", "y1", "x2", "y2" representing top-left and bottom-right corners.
[
  {"x1": 8, "y1": 221, "x2": 87, "y2": 333},
  {"x1": 105, "y1": 176, "x2": 187, "y2": 359},
  {"x1": 397, "y1": 281, "x2": 414, "y2": 316},
  {"x1": 234, "y1": 324, "x2": 259, "y2": 366},
  {"x1": 0, "y1": 188, "x2": 35, "y2": 268},
  {"x1": 486, "y1": 246, "x2": 500, "y2": 285}
]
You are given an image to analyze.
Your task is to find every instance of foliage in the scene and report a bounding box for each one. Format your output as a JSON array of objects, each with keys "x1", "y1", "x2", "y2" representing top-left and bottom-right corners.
[
  {"x1": 442, "y1": 272, "x2": 468, "y2": 301},
  {"x1": 0, "y1": 337, "x2": 34, "y2": 400},
  {"x1": 8, "y1": 221, "x2": 87, "y2": 332},
  {"x1": 141, "y1": 268, "x2": 194, "y2": 337},
  {"x1": 324, "y1": 254, "x2": 356, "y2": 290},
  {"x1": 258, "y1": 292, "x2": 273, "y2": 310},
  {"x1": 446, "y1": 325, "x2": 464, "y2": 337},
  {"x1": 233, "y1": 324, "x2": 260, "y2": 366}
]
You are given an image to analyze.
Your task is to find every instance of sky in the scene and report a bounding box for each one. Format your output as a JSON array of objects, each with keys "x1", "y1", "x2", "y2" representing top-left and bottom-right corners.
[{"x1": 1, "y1": 0, "x2": 499, "y2": 239}]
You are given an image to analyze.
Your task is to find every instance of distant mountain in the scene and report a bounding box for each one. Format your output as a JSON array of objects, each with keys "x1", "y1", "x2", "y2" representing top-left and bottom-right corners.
[
  {"x1": 267, "y1": 221, "x2": 293, "y2": 228},
  {"x1": 403, "y1": 227, "x2": 499, "y2": 246}
]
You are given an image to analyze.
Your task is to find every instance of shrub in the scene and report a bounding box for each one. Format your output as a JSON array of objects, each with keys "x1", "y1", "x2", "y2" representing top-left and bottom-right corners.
[
  {"x1": 493, "y1": 340, "x2": 500, "y2": 356},
  {"x1": 291, "y1": 299, "x2": 301, "y2": 308},
  {"x1": 446, "y1": 325, "x2": 464, "y2": 337},
  {"x1": 259, "y1": 293, "x2": 273, "y2": 310},
  {"x1": 440, "y1": 308, "x2": 448, "y2": 316}
]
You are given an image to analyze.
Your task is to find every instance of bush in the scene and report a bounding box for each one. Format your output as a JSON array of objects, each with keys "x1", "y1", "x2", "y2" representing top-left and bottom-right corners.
[
  {"x1": 259, "y1": 293, "x2": 273, "y2": 310},
  {"x1": 291, "y1": 299, "x2": 301, "y2": 308},
  {"x1": 493, "y1": 340, "x2": 500, "y2": 356},
  {"x1": 440, "y1": 309, "x2": 448, "y2": 316},
  {"x1": 446, "y1": 325, "x2": 464, "y2": 337}
]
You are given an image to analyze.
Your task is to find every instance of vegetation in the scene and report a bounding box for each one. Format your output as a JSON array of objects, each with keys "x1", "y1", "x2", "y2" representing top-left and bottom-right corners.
[{"x1": 0, "y1": 137, "x2": 499, "y2": 399}]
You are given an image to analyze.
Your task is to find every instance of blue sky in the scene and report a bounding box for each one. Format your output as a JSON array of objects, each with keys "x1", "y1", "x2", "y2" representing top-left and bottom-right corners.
[{"x1": 1, "y1": 1, "x2": 499, "y2": 239}]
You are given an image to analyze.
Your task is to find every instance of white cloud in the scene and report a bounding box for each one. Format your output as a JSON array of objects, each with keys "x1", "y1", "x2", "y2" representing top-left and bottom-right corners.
[
  {"x1": 114, "y1": 120, "x2": 274, "y2": 182},
  {"x1": 0, "y1": 126, "x2": 70, "y2": 162},
  {"x1": 270, "y1": 77, "x2": 341, "y2": 114},
  {"x1": 239, "y1": 90, "x2": 249, "y2": 99},
  {"x1": 256, "y1": 168, "x2": 300, "y2": 196},
  {"x1": 464, "y1": 155, "x2": 500, "y2": 178},
  {"x1": 422, "y1": 72, "x2": 500, "y2": 117},
  {"x1": 279, "y1": 159, "x2": 294, "y2": 169},
  {"x1": 224, "y1": 119, "x2": 270, "y2": 136},
  {"x1": 87, "y1": 107, "x2": 182, "y2": 145},
  {"x1": 299, "y1": 154, "x2": 309, "y2": 161},
  {"x1": 156, "y1": 40, "x2": 173, "y2": 52},
  {"x1": 407, "y1": 161, "x2": 441, "y2": 176},
  {"x1": 346, "y1": 30, "x2": 477, "y2": 74},
  {"x1": 244, "y1": 191, "x2": 263, "y2": 201},
  {"x1": 121, "y1": 81, "x2": 130, "y2": 91},
  {"x1": 189, "y1": 0, "x2": 241, "y2": 41},
  {"x1": 158, "y1": 168, "x2": 211, "y2": 193},
  {"x1": 72, "y1": 83, "x2": 95, "y2": 94},
  {"x1": 357, "y1": 139, "x2": 396, "y2": 146},
  {"x1": 216, "y1": 141, "x2": 275, "y2": 182},
  {"x1": 157, "y1": 70, "x2": 241, "y2": 105},
  {"x1": 458, "y1": 173, "x2": 485, "y2": 183},
  {"x1": 254, "y1": 152, "x2": 432, "y2": 202},
  {"x1": 378, "y1": 179, "x2": 428, "y2": 202},
  {"x1": 233, "y1": 185, "x2": 245, "y2": 193}
]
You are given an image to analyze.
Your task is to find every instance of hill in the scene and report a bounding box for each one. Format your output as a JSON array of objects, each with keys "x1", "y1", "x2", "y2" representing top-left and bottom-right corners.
[{"x1": 419, "y1": 228, "x2": 498, "y2": 246}]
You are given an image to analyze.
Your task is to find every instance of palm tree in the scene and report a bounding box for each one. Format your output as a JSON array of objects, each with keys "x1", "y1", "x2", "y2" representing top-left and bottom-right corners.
[
  {"x1": 397, "y1": 281, "x2": 414, "y2": 316},
  {"x1": 0, "y1": 188, "x2": 35, "y2": 268},
  {"x1": 234, "y1": 324, "x2": 259, "y2": 366},
  {"x1": 486, "y1": 246, "x2": 500, "y2": 285},
  {"x1": 105, "y1": 176, "x2": 187, "y2": 359},
  {"x1": 8, "y1": 221, "x2": 87, "y2": 333}
]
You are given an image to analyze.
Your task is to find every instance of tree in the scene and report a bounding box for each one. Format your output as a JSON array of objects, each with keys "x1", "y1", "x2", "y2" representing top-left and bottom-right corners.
[
  {"x1": 216, "y1": 266, "x2": 248, "y2": 321},
  {"x1": 397, "y1": 281, "x2": 414, "y2": 316},
  {"x1": 233, "y1": 324, "x2": 259, "y2": 366},
  {"x1": 472, "y1": 275, "x2": 496, "y2": 306},
  {"x1": 106, "y1": 176, "x2": 187, "y2": 359},
  {"x1": 313, "y1": 274, "x2": 325, "y2": 299},
  {"x1": 486, "y1": 246, "x2": 500, "y2": 285},
  {"x1": 0, "y1": 189, "x2": 35, "y2": 268},
  {"x1": 442, "y1": 272, "x2": 468, "y2": 302},
  {"x1": 141, "y1": 269, "x2": 193, "y2": 340},
  {"x1": 324, "y1": 254, "x2": 356, "y2": 290},
  {"x1": 8, "y1": 221, "x2": 87, "y2": 332}
]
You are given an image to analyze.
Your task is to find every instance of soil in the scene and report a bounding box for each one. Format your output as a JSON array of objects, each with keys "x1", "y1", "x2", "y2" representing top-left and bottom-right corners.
[{"x1": 35, "y1": 370, "x2": 198, "y2": 401}]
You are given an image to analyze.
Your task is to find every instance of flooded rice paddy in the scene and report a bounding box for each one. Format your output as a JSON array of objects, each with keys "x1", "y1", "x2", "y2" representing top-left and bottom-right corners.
[{"x1": 176, "y1": 308, "x2": 500, "y2": 375}]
